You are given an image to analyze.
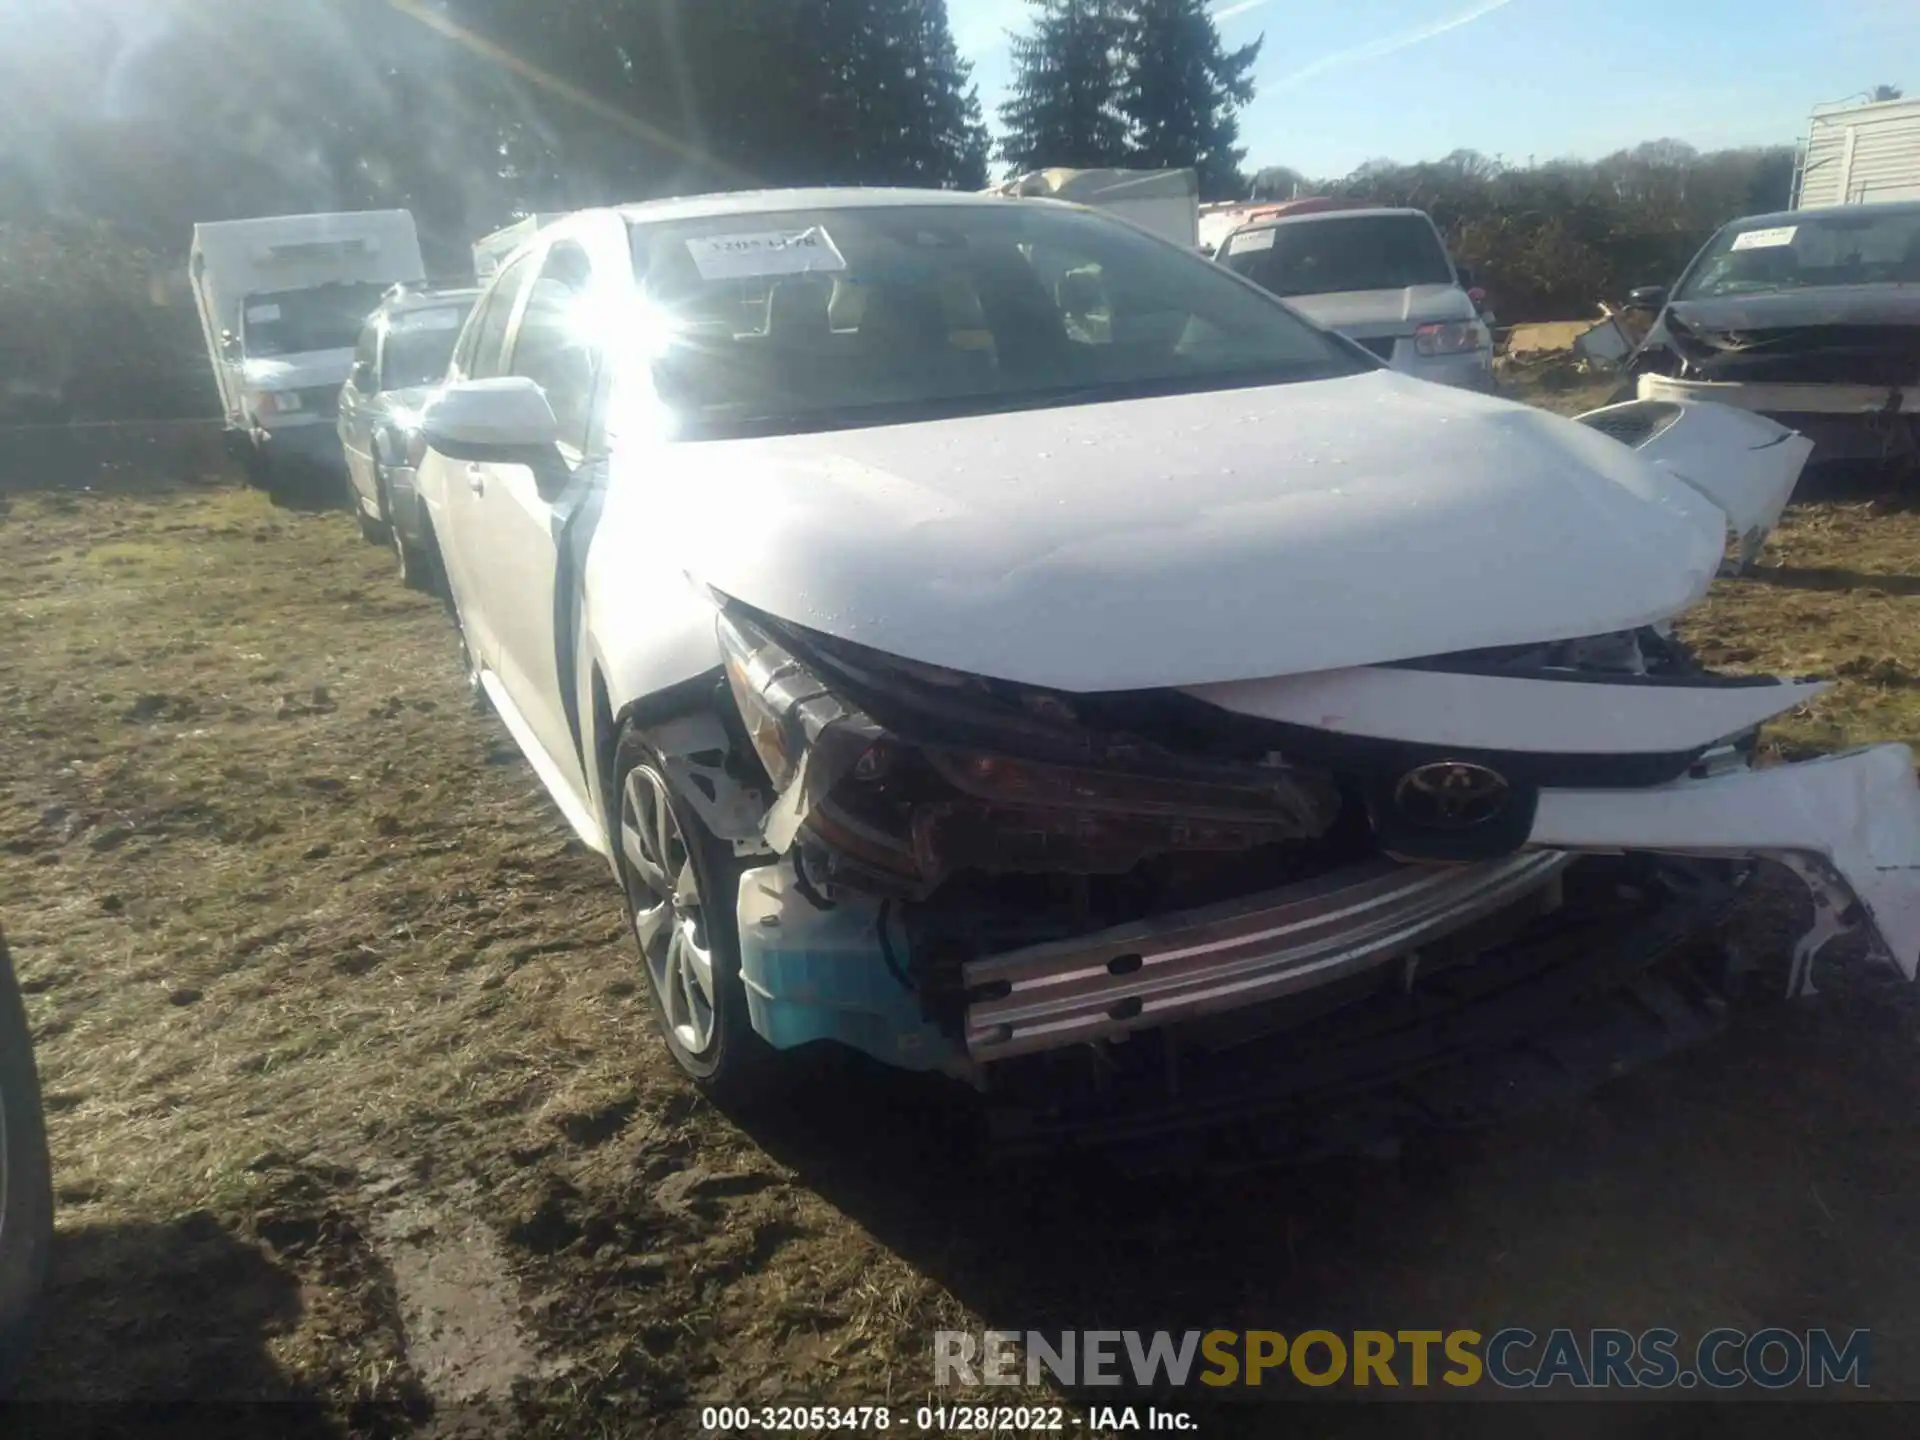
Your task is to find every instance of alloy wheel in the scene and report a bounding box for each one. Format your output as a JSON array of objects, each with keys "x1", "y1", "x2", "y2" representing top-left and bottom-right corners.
[{"x1": 619, "y1": 764, "x2": 717, "y2": 1055}]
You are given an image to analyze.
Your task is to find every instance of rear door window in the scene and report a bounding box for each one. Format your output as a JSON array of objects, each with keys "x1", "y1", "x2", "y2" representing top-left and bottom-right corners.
[{"x1": 458, "y1": 253, "x2": 538, "y2": 380}]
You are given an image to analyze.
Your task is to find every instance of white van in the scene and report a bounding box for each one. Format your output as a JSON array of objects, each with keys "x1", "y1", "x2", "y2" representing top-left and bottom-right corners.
[{"x1": 189, "y1": 211, "x2": 425, "y2": 481}]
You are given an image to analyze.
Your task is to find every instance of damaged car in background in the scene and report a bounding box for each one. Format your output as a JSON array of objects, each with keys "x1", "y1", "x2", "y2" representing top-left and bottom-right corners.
[
  {"x1": 409, "y1": 189, "x2": 1920, "y2": 1161},
  {"x1": 1619, "y1": 200, "x2": 1920, "y2": 476}
]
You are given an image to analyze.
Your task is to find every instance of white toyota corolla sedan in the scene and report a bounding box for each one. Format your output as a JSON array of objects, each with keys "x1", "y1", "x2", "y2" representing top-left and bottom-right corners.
[{"x1": 414, "y1": 188, "x2": 1920, "y2": 1150}]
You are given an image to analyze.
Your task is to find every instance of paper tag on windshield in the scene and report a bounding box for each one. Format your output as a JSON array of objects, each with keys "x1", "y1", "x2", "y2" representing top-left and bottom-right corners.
[
  {"x1": 1227, "y1": 228, "x2": 1275, "y2": 255},
  {"x1": 401, "y1": 308, "x2": 464, "y2": 331},
  {"x1": 1730, "y1": 226, "x2": 1796, "y2": 251},
  {"x1": 685, "y1": 227, "x2": 846, "y2": 280},
  {"x1": 246, "y1": 303, "x2": 282, "y2": 322}
]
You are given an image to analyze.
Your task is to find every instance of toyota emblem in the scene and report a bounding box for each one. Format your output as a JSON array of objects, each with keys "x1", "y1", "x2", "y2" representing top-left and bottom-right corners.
[{"x1": 1393, "y1": 760, "x2": 1511, "y2": 829}]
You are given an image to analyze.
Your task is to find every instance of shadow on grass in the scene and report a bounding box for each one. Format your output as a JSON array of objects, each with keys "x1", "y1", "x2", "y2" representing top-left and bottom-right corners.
[
  {"x1": 718, "y1": 936, "x2": 1920, "y2": 1415},
  {"x1": 0, "y1": 423, "x2": 351, "y2": 518},
  {"x1": 1742, "y1": 566, "x2": 1920, "y2": 598},
  {"x1": 3, "y1": 1213, "x2": 348, "y2": 1437},
  {"x1": 0, "y1": 422, "x2": 241, "y2": 500},
  {"x1": 1789, "y1": 460, "x2": 1920, "y2": 509}
]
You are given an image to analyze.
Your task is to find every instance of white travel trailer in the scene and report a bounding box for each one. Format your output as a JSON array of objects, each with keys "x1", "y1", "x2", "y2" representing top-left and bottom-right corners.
[{"x1": 189, "y1": 210, "x2": 424, "y2": 481}]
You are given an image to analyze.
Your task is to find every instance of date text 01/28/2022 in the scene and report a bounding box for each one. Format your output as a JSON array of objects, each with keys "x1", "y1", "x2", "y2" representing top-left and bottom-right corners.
[{"x1": 699, "y1": 1404, "x2": 1187, "y2": 1432}]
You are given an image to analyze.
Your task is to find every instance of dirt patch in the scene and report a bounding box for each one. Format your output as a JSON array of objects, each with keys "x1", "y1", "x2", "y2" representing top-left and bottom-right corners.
[
  {"x1": 5, "y1": 472, "x2": 1920, "y2": 1431},
  {"x1": 371, "y1": 1182, "x2": 543, "y2": 1406}
]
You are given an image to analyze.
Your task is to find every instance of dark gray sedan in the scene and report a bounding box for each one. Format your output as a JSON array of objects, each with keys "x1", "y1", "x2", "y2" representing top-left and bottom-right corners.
[{"x1": 338, "y1": 285, "x2": 480, "y2": 589}]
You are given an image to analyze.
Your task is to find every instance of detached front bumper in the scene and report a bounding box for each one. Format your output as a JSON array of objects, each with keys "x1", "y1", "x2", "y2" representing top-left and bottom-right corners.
[{"x1": 1529, "y1": 742, "x2": 1920, "y2": 990}]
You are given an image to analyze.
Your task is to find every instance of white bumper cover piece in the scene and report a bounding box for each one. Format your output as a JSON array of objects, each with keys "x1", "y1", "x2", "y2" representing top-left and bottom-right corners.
[
  {"x1": 1640, "y1": 372, "x2": 1912, "y2": 419},
  {"x1": 1530, "y1": 744, "x2": 1920, "y2": 991},
  {"x1": 1577, "y1": 397, "x2": 1814, "y2": 572}
]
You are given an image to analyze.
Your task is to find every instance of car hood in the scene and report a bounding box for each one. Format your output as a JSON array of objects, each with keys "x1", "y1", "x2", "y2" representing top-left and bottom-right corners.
[
  {"x1": 240, "y1": 349, "x2": 355, "y2": 391},
  {"x1": 657, "y1": 370, "x2": 1729, "y2": 692},
  {"x1": 1282, "y1": 284, "x2": 1475, "y2": 334},
  {"x1": 1668, "y1": 286, "x2": 1920, "y2": 334}
]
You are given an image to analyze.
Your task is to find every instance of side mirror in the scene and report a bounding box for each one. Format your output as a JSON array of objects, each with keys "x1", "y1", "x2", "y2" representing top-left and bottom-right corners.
[
  {"x1": 1455, "y1": 264, "x2": 1476, "y2": 289},
  {"x1": 350, "y1": 361, "x2": 376, "y2": 392},
  {"x1": 1626, "y1": 285, "x2": 1667, "y2": 312},
  {"x1": 219, "y1": 330, "x2": 242, "y2": 360},
  {"x1": 422, "y1": 378, "x2": 565, "y2": 488}
]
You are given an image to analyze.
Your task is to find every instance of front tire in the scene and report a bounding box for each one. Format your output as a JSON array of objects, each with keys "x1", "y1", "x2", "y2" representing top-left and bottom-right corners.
[
  {"x1": 381, "y1": 471, "x2": 437, "y2": 594},
  {"x1": 0, "y1": 930, "x2": 54, "y2": 1394},
  {"x1": 612, "y1": 726, "x2": 774, "y2": 1099},
  {"x1": 353, "y1": 464, "x2": 389, "y2": 543}
]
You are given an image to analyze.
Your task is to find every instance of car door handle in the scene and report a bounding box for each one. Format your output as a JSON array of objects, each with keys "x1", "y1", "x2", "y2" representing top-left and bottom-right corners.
[{"x1": 466, "y1": 464, "x2": 485, "y2": 497}]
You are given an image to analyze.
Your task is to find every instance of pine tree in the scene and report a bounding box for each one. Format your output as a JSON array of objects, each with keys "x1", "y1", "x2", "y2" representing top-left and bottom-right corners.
[
  {"x1": 1118, "y1": 0, "x2": 1261, "y2": 200},
  {"x1": 442, "y1": 0, "x2": 990, "y2": 198},
  {"x1": 853, "y1": 0, "x2": 992, "y2": 189},
  {"x1": 902, "y1": 0, "x2": 992, "y2": 189},
  {"x1": 996, "y1": 0, "x2": 1132, "y2": 174}
]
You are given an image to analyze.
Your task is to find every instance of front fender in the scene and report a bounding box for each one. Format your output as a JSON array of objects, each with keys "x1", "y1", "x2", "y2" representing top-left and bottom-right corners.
[
  {"x1": 581, "y1": 559, "x2": 724, "y2": 724},
  {"x1": 575, "y1": 478, "x2": 729, "y2": 859}
]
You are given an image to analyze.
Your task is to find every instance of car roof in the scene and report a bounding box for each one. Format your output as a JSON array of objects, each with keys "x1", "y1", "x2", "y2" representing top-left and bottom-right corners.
[
  {"x1": 1727, "y1": 198, "x2": 1920, "y2": 228},
  {"x1": 384, "y1": 286, "x2": 481, "y2": 312},
  {"x1": 1235, "y1": 206, "x2": 1432, "y2": 233}
]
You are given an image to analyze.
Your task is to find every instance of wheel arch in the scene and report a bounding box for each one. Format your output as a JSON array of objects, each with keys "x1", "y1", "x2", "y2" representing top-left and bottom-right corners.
[{"x1": 592, "y1": 647, "x2": 770, "y2": 854}]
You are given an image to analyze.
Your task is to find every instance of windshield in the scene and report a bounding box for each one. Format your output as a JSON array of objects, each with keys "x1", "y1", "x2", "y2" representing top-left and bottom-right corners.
[
  {"x1": 381, "y1": 303, "x2": 473, "y2": 389},
  {"x1": 622, "y1": 202, "x2": 1366, "y2": 435},
  {"x1": 1679, "y1": 209, "x2": 1920, "y2": 298},
  {"x1": 242, "y1": 283, "x2": 393, "y2": 357},
  {"x1": 1218, "y1": 213, "x2": 1455, "y2": 297}
]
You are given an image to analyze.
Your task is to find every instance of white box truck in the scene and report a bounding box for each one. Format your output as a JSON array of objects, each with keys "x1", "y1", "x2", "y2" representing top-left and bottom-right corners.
[
  {"x1": 983, "y1": 169, "x2": 1200, "y2": 248},
  {"x1": 189, "y1": 210, "x2": 425, "y2": 483}
]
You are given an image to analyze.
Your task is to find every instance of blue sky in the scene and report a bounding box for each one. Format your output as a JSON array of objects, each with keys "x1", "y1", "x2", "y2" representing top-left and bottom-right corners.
[{"x1": 954, "y1": 0, "x2": 1920, "y2": 178}]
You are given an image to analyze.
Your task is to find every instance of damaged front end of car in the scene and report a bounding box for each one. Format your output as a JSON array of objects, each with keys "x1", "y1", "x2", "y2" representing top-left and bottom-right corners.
[
  {"x1": 687, "y1": 590, "x2": 1920, "y2": 1157},
  {"x1": 1634, "y1": 303, "x2": 1920, "y2": 470}
]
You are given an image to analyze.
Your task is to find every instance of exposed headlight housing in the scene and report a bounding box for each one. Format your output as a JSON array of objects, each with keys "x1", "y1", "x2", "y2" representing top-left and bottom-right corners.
[
  {"x1": 1414, "y1": 320, "x2": 1489, "y2": 356},
  {"x1": 717, "y1": 608, "x2": 882, "y2": 796},
  {"x1": 713, "y1": 603, "x2": 1340, "y2": 898}
]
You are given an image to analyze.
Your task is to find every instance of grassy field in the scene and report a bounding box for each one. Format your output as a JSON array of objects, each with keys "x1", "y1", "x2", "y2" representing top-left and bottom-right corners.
[{"x1": 5, "y1": 437, "x2": 1920, "y2": 1435}]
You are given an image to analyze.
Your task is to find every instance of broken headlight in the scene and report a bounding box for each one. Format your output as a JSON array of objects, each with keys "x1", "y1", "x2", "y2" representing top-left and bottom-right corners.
[
  {"x1": 714, "y1": 604, "x2": 1340, "y2": 897},
  {"x1": 717, "y1": 607, "x2": 883, "y2": 796}
]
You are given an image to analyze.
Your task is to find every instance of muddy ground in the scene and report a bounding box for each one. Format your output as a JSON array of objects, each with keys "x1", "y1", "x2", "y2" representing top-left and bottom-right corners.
[{"x1": 4, "y1": 436, "x2": 1920, "y2": 1437}]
